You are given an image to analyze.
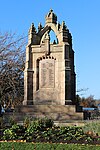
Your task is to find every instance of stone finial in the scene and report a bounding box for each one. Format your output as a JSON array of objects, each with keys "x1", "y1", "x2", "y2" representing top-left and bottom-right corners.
[
  {"x1": 45, "y1": 9, "x2": 57, "y2": 24},
  {"x1": 28, "y1": 23, "x2": 37, "y2": 44},
  {"x1": 29, "y1": 23, "x2": 36, "y2": 34},
  {"x1": 61, "y1": 21, "x2": 67, "y2": 31},
  {"x1": 38, "y1": 23, "x2": 43, "y2": 32}
]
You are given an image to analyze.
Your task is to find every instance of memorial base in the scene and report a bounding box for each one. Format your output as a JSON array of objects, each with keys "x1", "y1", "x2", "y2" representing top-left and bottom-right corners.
[{"x1": 3, "y1": 105, "x2": 83, "y2": 125}]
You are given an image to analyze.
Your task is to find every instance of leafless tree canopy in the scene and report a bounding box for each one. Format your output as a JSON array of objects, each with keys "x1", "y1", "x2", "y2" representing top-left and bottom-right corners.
[{"x1": 0, "y1": 32, "x2": 26, "y2": 108}]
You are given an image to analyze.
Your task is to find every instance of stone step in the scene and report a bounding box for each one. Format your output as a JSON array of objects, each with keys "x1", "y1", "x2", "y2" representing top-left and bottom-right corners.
[
  {"x1": 3, "y1": 105, "x2": 83, "y2": 124},
  {"x1": 4, "y1": 111, "x2": 83, "y2": 122},
  {"x1": 15, "y1": 105, "x2": 77, "y2": 113}
]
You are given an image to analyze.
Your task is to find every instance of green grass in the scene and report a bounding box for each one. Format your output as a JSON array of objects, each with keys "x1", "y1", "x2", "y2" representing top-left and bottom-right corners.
[
  {"x1": 83, "y1": 120, "x2": 100, "y2": 136},
  {"x1": 0, "y1": 142, "x2": 100, "y2": 150}
]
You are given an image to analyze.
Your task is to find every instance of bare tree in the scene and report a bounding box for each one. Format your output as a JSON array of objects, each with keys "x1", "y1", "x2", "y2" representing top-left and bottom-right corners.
[
  {"x1": 79, "y1": 95, "x2": 97, "y2": 108},
  {"x1": 0, "y1": 32, "x2": 26, "y2": 108}
]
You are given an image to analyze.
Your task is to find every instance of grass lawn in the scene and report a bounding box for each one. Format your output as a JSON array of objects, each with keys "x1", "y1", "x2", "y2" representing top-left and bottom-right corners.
[{"x1": 0, "y1": 142, "x2": 100, "y2": 150}]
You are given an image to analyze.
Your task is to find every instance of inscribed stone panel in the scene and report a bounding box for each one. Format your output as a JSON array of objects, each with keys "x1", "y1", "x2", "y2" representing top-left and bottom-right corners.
[{"x1": 39, "y1": 59, "x2": 55, "y2": 88}]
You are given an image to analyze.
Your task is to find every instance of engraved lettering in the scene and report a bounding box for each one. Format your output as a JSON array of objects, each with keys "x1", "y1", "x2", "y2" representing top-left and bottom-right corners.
[{"x1": 40, "y1": 59, "x2": 55, "y2": 88}]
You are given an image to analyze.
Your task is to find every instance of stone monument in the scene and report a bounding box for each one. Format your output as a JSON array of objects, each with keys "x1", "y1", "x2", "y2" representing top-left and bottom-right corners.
[
  {"x1": 15, "y1": 10, "x2": 83, "y2": 122},
  {"x1": 23, "y1": 9, "x2": 76, "y2": 106}
]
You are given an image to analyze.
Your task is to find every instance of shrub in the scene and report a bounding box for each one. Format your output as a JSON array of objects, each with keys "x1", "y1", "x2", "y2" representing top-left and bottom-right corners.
[
  {"x1": 24, "y1": 118, "x2": 53, "y2": 141},
  {"x1": 2, "y1": 124, "x2": 26, "y2": 140},
  {"x1": 23, "y1": 117, "x2": 31, "y2": 128},
  {"x1": 3, "y1": 128, "x2": 17, "y2": 140},
  {"x1": 38, "y1": 118, "x2": 54, "y2": 129},
  {"x1": 1, "y1": 118, "x2": 100, "y2": 144}
]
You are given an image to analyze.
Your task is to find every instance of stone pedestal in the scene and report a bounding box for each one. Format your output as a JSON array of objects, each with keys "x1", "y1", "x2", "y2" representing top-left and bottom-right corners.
[{"x1": 5, "y1": 105, "x2": 83, "y2": 123}]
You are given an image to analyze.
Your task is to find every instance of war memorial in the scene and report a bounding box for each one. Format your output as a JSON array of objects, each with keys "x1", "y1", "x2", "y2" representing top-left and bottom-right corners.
[{"x1": 5, "y1": 10, "x2": 83, "y2": 123}]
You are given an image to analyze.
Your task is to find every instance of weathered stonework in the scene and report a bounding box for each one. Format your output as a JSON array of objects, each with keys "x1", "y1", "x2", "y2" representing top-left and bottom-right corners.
[
  {"x1": 3, "y1": 10, "x2": 84, "y2": 123},
  {"x1": 23, "y1": 9, "x2": 76, "y2": 106}
]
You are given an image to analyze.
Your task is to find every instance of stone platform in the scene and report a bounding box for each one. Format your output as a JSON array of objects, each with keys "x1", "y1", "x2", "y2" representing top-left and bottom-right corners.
[{"x1": 4, "y1": 105, "x2": 83, "y2": 123}]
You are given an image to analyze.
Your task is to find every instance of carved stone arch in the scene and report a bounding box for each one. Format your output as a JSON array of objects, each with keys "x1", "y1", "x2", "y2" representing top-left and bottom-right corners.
[
  {"x1": 40, "y1": 24, "x2": 60, "y2": 44},
  {"x1": 37, "y1": 55, "x2": 56, "y2": 62},
  {"x1": 40, "y1": 30, "x2": 49, "y2": 44}
]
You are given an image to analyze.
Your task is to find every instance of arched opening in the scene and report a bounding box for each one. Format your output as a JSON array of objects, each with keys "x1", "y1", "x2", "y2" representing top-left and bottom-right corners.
[
  {"x1": 40, "y1": 24, "x2": 60, "y2": 45},
  {"x1": 49, "y1": 30, "x2": 58, "y2": 44}
]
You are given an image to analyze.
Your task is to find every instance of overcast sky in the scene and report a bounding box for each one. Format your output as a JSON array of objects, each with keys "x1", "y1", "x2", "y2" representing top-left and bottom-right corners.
[{"x1": 0, "y1": 0, "x2": 100, "y2": 99}]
